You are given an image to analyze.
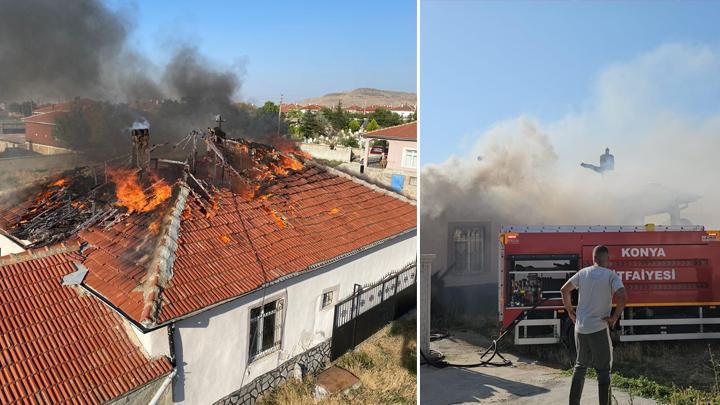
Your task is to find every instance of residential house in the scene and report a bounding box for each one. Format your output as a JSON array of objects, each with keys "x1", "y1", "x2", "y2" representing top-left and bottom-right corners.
[
  {"x1": 360, "y1": 122, "x2": 418, "y2": 198},
  {"x1": 0, "y1": 134, "x2": 416, "y2": 404},
  {"x1": 21, "y1": 102, "x2": 77, "y2": 155}
]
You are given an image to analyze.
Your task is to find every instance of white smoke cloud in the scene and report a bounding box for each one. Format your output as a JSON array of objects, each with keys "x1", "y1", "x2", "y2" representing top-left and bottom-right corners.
[{"x1": 422, "y1": 43, "x2": 720, "y2": 231}]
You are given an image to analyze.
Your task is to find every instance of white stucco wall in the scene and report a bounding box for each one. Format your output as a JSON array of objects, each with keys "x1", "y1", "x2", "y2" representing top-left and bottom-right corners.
[
  {"x1": 130, "y1": 324, "x2": 171, "y2": 359},
  {"x1": 0, "y1": 235, "x2": 25, "y2": 256},
  {"x1": 170, "y1": 231, "x2": 416, "y2": 404}
]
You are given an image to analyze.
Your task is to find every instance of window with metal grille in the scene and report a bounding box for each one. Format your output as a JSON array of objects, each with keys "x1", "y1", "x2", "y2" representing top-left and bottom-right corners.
[
  {"x1": 248, "y1": 299, "x2": 283, "y2": 361},
  {"x1": 321, "y1": 290, "x2": 334, "y2": 309}
]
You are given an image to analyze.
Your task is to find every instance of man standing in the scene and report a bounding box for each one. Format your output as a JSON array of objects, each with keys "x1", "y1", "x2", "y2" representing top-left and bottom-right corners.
[{"x1": 561, "y1": 245, "x2": 627, "y2": 405}]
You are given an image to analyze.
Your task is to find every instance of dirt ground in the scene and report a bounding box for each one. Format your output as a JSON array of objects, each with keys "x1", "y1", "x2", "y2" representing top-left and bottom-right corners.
[
  {"x1": 421, "y1": 332, "x2": 656, "y2": 405},
  {"x1": 259, "y1": 315, "x2": 417, "y2": 404}
]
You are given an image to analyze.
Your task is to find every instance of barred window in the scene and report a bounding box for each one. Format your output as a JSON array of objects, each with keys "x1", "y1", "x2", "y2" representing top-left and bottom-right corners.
[
  {"x1": 249, "y1": 299, "x2": 283, "y2": 361},
  {"x1": 321, "y1": 290, "x2": 334, "y2": 309}
]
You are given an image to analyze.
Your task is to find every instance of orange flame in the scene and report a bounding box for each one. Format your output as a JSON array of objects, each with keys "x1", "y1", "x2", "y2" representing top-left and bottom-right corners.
[
  {"x1": 264, "y1": 207, "x2": 286, "y2": 229},
  {"x1": 50, "y1": 178, "x2": 68, "y2": 187},
  {"x1": 107, "y1": 168, "x2": 172, "y2": 213},
  {"x1": 219, "y1": 234, "x2": 231, "y2": 244},
  {"x1": 279, "y1": 154, "x2": 303, "y2": 171},
  {"x1": 329, "y1": 208, "x2": 340, "y2": 215},
  {"x1": 149, "y1": 221, "x2": 160, "y2": 233}
]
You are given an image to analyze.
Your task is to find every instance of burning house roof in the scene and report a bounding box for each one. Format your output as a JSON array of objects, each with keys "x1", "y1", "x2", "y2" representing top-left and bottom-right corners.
[
  {"x1": 0, "y1": 128, "x2": 416, "y2": 328},
  {"x1": 0, "y1": 244, "x2": 173, "y2": 403}
]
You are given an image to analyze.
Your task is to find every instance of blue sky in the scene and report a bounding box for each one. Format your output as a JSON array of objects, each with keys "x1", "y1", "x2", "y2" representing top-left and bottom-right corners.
[
  {"x1": 107, "y1": 0, "x2": 416, "y2": 104},
  {"x1": 421, "y1": 1, "x2": 720, "y2": 165}
]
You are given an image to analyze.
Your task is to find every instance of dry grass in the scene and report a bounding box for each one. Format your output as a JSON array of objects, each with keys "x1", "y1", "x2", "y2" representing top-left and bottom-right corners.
[{"x1": 258, "y1": 316, "x2": 417, "y2": 404}]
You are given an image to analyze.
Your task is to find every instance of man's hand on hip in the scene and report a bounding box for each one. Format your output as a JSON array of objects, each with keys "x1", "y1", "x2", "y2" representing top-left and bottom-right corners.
[
  {"x1": 568, "y1": 309, "x2": 576, "y2": 323},
  {"x1": 602, "y1": 314, "x2": 619, "y2": 328}
]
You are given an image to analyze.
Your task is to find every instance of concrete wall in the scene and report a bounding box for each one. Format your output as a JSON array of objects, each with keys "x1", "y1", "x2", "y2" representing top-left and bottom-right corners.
[
  {"x1": 386, "y1": 139, "x2": 417, "y2": 170},
  {"x1": 170, "y1": 231, "x2": 417, "y2": 404},
  {"x1": 339, "y1": 162, "x2": 417, "y2": 199},
  {"x1": 27, "y1": 142, "x2": 72, "y2": 155},
  {"x1": 0, "y1": 140, "x2": 22, "y2": 153},
  {"x1": 0, "y1": 152, "x2": 83, "y2": 172},
  {"x1": 299, "y1": 143, "x2": 353, "y2": 162}
]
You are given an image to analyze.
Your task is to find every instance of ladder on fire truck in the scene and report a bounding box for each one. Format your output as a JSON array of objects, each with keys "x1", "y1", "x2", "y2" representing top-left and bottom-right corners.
[{"x1": 500, "y1": 225, "x2": 720, "y2": 345}]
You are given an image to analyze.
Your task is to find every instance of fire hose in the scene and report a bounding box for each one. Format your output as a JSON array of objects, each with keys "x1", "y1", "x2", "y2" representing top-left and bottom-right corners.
[{"x1": 420, "y1": 299, "x2": 551, "y2": 368}]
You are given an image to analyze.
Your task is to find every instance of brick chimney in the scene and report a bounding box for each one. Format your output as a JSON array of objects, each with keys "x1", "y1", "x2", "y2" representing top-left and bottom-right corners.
[{"x1": 131, "y1": 128, "x2": 150, "y2": 170}]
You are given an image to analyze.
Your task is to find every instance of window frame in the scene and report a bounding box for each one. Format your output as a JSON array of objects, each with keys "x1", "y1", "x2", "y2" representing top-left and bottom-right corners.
[
  {"x1": 320, "y1": 285, "x2": 339, "y2": 311},
  {"x1": 247, "y1": 296, "x2": 285, "y2": 362},
  {"x1": 401, "y1": 147, "x2": 418, "y2": 169}
]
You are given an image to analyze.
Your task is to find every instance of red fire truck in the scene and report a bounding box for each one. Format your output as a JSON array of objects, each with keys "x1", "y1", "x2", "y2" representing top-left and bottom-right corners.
[{"x1": 499, "y1": 225, "x2": 720, "y2": 345}]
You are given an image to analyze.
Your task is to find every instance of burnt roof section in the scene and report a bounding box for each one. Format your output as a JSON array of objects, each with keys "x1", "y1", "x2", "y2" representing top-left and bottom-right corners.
[{"x1": 0, "y1": 133, "x2": 416, "y2": 328}]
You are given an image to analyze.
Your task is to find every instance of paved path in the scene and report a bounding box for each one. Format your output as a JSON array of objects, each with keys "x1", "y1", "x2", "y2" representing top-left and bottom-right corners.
[{"x1": 420, "y1": 334, "x2": 656, "y2": 405}]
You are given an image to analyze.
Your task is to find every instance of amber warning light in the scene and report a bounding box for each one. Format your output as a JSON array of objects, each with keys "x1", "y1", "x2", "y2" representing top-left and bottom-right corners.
[
  {"x1": 703, "y1": 230, "x2": 720, "y2": 242},
  {"x1": 500, "y1": 232, "x2": 520, "y2": 245}
]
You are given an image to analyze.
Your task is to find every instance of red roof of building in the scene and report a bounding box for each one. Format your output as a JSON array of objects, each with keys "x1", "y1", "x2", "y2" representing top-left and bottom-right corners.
[
  {"x1": 0, "y1": 137, "x2": 416, "y2": 328},
  {"x1": 22, "y1": 110, "x2": 67, "y2": 126},
  {"x1": 77, "y1": 164, "x2": 415, "y2": 326},
  {"x1": 363, "y1": 122, "x2": 417, "y2": 141},
  {"x1": 0, "y1": 244, "x2": 173, "y2": 403}
]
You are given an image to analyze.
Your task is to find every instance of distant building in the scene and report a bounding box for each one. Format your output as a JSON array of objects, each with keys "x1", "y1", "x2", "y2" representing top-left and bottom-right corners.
[
  {"x1": 358, "y1": 122, "x2": 417, "y2": 198},
  {"x1": 389, "y1": 105, "x2": 416, "y2": 118},
  {"x1": 362, "y1": 121, "x2": 417, "y2": 171},
  {"x1": 21, "y1": 101, "x2": 76, "y2": 155},
  {"x1": 281, "y1": 103, "x2": 416, "y2": 117}
]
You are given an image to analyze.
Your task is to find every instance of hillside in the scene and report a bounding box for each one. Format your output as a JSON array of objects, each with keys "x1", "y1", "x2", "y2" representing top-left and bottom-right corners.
[{"x1": 300, "y1": 88, "x2": 416, "y2": 107}]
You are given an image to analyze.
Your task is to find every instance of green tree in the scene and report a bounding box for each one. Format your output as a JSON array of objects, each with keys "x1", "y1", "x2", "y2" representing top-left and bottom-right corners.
[
  {"x1": 8, "y1": 101, "x2": 36, "y2": 117},
  {"x1": 300, "y1": 111, "x2": 323, "y2": 139},
  {"x1": 320, "y1": 101, "x2": 349, "y2": 133},
  {"x1": 53, "y1": 101, "x2": 134, "y2": 156},
  {"x1": 340, "y1": 136, "x2": 359, "y2": 148},
  {"x1": 369, "y1": 108, "x2": 402, "y2": 128},
  {"x1": 348, "y1": 119, "x2": 361, "y2": 132},
  {"x1": 365, "y1": 118, "x2": 380, "y2": 132},
  {"x1": 259, "y1": 101, "x2": 279, "y2": 115}
]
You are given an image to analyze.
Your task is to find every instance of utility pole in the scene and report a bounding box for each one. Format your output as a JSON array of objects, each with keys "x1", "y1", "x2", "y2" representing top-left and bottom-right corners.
[{"x1": 277, "y1": 93, "x2": 283, "y2": 137}]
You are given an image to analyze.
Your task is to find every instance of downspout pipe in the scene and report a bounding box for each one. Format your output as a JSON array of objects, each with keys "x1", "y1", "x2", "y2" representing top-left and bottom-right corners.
[
  {"x1": 148, "y1": 323, "x2": 177, "y2": 405},
  {"x1": 149, "y1": 369, "x2": 177, "y2": 405}
]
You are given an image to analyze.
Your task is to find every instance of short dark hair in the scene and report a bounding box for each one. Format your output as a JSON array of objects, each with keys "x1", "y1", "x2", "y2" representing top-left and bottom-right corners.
[{"x1": 593, "y1": 245, "x2": 609, "y2": 258}]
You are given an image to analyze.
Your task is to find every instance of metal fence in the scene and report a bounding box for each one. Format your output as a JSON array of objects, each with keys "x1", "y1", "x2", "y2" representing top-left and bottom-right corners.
[{"x1": 331, "y1": 262, "x2": 417, "y2": 360}]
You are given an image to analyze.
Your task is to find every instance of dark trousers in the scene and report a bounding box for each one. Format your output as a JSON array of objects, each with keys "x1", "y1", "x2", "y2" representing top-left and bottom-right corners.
[{"x1": 569, "y1": 327, "x2": 612, "y2": 405}]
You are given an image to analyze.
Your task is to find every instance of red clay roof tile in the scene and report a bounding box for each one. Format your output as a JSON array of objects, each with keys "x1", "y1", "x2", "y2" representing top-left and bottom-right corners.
[{"x1": 0, "y1": 249, "x2": 172, "y2": 402}]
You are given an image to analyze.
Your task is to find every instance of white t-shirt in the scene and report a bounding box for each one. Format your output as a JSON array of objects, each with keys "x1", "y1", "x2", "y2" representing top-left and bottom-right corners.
[{"x1": 568, "y1": 265, "x2": 624, "y2": 334}]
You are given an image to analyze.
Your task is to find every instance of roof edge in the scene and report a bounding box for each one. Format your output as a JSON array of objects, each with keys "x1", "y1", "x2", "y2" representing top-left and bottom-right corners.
[
  {"x1": 0, "y1": 241, "x2": 81, "y2": 266},
  {"x1": 141, "y1": 226, "x2": 417, "y2": 330}
]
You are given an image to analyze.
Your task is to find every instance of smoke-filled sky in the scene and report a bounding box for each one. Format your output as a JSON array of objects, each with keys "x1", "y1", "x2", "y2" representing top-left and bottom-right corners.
[
  {"x1": 421, "y1": 1, "x2": 720, "y2": 232},
  {"x1": 421, "y1": 1, "x2": 720, "y2": 164},
  {"x1": 0, "y1": 0, "x2": 416, "y2": 104},
  {"x1": 119, "y1": 0, "x2": 417, "y2": 103}
]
